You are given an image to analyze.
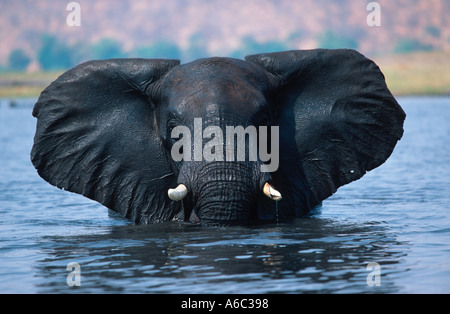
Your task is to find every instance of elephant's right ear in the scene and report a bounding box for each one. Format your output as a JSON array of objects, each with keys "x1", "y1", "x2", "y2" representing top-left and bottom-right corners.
[
  {"x1": 246, "y1": 50, "x2": 405, "y2": 207},
  {"x1": 31, "y1": 58, "x2": 181, "y2": 223}
]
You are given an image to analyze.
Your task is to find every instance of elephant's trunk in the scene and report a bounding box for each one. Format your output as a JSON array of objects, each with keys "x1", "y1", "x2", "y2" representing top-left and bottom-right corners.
[
  {"x1": 195, "y1": 161, "x2": 258, "y2": 223},
  {"x1": 172, "y1": 160, "x2": 276, "y2": 225}
]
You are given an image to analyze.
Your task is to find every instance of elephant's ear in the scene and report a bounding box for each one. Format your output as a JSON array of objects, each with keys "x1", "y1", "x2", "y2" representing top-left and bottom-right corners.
[
  {"x1": 31, "y1": 58, "x2": 181, "y2": 223},
  {"x1": 246, "y1": 49, "x2": 405, "y2": 204}
]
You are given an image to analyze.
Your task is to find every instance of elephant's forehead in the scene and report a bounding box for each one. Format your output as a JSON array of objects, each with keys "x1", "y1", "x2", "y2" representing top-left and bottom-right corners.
[
  {"x1": 167, "y1": 57, "x2": 265, "y2": 88},
  {"x1": 164, "y1": 57, "x2": 268, "y2": 114}
]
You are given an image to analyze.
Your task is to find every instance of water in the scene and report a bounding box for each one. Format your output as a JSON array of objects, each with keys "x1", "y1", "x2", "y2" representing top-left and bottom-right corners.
[{"x1": 1, "y1": 96, "x2": 449, "y2": 294}]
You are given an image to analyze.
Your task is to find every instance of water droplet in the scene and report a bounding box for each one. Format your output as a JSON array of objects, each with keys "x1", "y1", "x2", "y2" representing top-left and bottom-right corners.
[{"x1": 275, "y1": 200, "x2": 279, "y2": 225}]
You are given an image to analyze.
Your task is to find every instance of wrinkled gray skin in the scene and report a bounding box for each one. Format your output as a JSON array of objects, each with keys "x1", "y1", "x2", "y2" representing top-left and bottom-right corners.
[{"x1": 31, "y1": 49, "x2": 405, "y2": 226}]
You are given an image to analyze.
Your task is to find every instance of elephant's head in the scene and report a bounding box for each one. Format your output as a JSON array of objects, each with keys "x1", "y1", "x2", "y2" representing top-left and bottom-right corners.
[{"x1": 31, "y1": 49, "x2": 405, "y2": 225}]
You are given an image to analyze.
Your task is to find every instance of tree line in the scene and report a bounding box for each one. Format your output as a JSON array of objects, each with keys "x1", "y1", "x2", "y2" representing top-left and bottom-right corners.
[{"x1": 3, "y1": 32, "x2": 434, "y2": 72}]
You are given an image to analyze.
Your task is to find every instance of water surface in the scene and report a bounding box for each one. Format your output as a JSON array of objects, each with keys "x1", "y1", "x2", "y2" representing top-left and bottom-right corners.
[{"x1": 0, "y1": 96, "x2": 449, "y2": 293}]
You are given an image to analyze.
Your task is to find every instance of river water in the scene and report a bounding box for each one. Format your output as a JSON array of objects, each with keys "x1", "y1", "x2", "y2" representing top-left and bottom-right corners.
[{"x1": 0, "y1": 96, "x2": 449, "y2": 294}]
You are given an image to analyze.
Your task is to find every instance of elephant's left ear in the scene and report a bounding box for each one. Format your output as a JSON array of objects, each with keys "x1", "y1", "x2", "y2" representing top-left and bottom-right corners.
[
  {"x1": 246, "y1": 49, "x2": 406, "y2": 204},
  {"x1": 31, "y1": 58, "x2": 181, "y2": 223}
]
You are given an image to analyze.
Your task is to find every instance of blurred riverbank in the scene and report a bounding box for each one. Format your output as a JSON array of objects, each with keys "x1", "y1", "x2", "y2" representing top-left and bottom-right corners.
[
  {"x1": 373, "y1": 51, "x2": 450, "y2": 96},
  {"x1": 0, "y1": 51, "x2": 449, "y2": 99}
]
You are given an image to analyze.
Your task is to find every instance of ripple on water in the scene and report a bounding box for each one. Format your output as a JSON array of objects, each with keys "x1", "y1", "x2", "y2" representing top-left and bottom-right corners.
[{"x1": 1, "y1": 97, "x2": 450, "y2": 293}]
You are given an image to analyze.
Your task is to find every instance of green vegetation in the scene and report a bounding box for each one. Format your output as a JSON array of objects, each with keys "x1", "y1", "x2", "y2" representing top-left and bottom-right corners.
[
  {"x1": 37, "y1": 35, "x2": 77, "y2": 71},
  {"x1": 0, "y1": 33, "x2": 298, "y2": 73},
  {"x1": 317, "y1": 30, "x2": 359, "y2": 50},
  {"x1": 8, "y1": 49, "x2": 31, "y2": 71},
  {"x1": 133, "y1": 41, "x2": 181, "y2": 60},
  {"x1": 0, "y1": 35, "x2": 448, "y2": 98},
  {"x1": 91, "y1": 38, "x2": 127, "y2": 60},
  {"x1": 183, "y1": 34, "x2": 209, "y2": 62},
  {"x1": 1, "y1": 31, "x2": 444, "y2": 72},
  {"x1": 35, "y1": 35, "x2": 129, "y2": 71},
  {"x1": 0, "y1": 71, "x2": 62, "y2": 98},
  {"x1": 425, "y1": 25, "x2": 441, "y2": 38},
  {"x1": 393, "y1": 38, "x2": 433, "y2": 54}
]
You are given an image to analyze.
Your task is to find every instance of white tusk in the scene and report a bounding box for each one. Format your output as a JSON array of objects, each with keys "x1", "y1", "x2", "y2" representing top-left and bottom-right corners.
[
  {"x1": 263, "y1": 182, "x2": 282, "y2": 201},
  {"x1": 168, "y1": 184, "x2": 188, "y2": 201}
]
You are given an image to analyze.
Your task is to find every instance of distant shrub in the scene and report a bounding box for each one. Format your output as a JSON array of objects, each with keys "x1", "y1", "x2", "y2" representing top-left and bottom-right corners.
[
  {"x1": 91, "y1": 38, "x2": 127, "y2": 60},
  {"x1": 182, "y1": 33, "x2": 210, "y2": 62},
  {"x1": 425, "y1": 25, "x2": 441, "y2": 38},
  {"x1": 8, "y1": 49, "x2": 31, "y2": 71},
  {"x1": 393, "y1": 38, "x2": 433, "y2": 54},
  {"x1": 316, "y1": 30, "x2": 359, "y2": 50},
  {"x1": 133, "y1": 41, "x2": 181, "y2": 60},
  {"x1": 37, "y1": 34, "x2": 76, "y2": 71}
]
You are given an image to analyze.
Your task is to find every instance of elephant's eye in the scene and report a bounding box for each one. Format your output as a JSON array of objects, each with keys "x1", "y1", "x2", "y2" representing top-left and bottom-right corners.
[
  {"x1": 167, "y1": 119, "x2": 178, "y2": 134},
  {"x1": 164, "y1": 117, "x2": 180, "y2": 146}
]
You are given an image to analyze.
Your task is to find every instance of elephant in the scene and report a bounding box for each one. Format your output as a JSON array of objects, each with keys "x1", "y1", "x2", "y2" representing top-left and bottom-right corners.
[{"x1": 31, "y1": 49, "x2": 405, "y2": 226}]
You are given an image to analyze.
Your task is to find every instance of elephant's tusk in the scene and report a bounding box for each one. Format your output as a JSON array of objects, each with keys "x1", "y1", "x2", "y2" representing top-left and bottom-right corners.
[
  {"x1": 263, "y1": 182, "x2": 282, "y2": 201},
  {"x1": 168, "y1": 184, "x2": 188, "y2": 201}
]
